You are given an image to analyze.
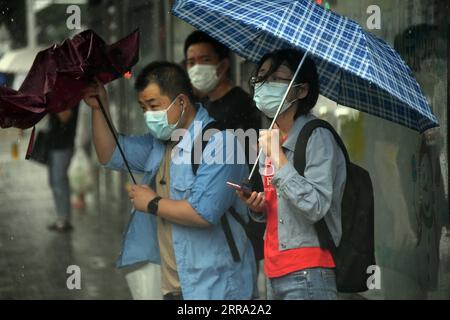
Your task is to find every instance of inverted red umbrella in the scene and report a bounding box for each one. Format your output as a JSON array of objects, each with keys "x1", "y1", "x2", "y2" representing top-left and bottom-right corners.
[{"x1": 0, "y1": 29, "x2": 140, "y2": 183}]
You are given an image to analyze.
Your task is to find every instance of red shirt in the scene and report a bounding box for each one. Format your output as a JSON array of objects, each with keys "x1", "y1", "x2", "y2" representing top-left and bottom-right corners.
[{"x1": 262, "y1": 157, "x2": 335, "y2": 279}]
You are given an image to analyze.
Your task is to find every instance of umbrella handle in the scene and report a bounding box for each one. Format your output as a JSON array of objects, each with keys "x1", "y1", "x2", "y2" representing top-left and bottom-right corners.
[
  {"x1": 96, "y1": 96, "x2": 137, "y2": 185},
  {"x1": 248, "y1": 52, "x2": 308, "y2": 180}
]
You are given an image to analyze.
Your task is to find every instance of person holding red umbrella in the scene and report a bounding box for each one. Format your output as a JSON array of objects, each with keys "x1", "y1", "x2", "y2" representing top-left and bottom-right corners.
[{"x1": 82, "y1": 62, "x2": 257, "y2": 300}]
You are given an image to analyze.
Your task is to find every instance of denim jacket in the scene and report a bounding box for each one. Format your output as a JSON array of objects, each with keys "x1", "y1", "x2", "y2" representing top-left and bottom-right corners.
[
  {"x1": 106, "y1": 105, "x2": 256, "y2": 299},
  {"x1": 251, "y1": 114, "x2": 346, "y2": 250}
]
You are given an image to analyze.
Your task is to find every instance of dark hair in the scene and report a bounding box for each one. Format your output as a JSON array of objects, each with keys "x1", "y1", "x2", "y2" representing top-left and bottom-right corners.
[
  {"x1": 134, "y1": 61, "x2": 195, "y2": 104},
  {"x1": 184, "y1": 30, "x2": 230, "y2": 61},
  {"x1": 252, "y1": 49, "x2": 320, "y2": 119}
]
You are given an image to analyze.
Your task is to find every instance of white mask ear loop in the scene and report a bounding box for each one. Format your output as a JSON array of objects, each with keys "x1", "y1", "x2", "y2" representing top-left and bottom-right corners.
[
  {"x1": 286, "y1": 83, "x2": 305, "y2": 106},
  {"x1": 248, "y1": 52, "x2": 308, "y2": 180},
  {"x1": 175, "y1": 97, "x2": 185, "y2": 128},
  {"x1": 215, "y1": 60, "x2": 225, "y2": 79}
]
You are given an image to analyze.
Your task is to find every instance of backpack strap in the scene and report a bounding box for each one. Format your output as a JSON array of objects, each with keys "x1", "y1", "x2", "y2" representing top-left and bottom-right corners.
[
  {"x1": 191, "y1": 120, "x2": 244, "y2": 262},
  {"x1": 294, "y1": 119, "x2": 349, "y2": 176},
  {"x1": 220, "y1": 211, "x2": 242, "y2": 262},
  {"x1": 191, "y1": 120, "x2": 223, "y2": 176},
  {"x1": 293, "y1": 119, "x2": 348, "y2": 255},
  {"x1": 228, "y1": 207, "x2": 247, "y2": 229}
]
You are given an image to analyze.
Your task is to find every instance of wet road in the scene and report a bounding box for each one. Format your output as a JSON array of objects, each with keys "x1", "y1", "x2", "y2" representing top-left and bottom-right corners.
[{"x1": 0, "y1": 129, "x2": 132, "y2": 299}]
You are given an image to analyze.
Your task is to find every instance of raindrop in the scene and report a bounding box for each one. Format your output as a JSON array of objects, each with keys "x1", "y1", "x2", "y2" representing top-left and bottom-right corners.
[
  {"x1": 10, "y1": 18, "x2": 14, "y2": 22},
  {"x1": 107, "y1": 6, "x2": 116, "y2": 15},
  {"x1": 109, "y1": 22, "x2": 118, "y2": 30},
  {"x1": 10, "y1": 236, "x2": 14, "y2": 240}
]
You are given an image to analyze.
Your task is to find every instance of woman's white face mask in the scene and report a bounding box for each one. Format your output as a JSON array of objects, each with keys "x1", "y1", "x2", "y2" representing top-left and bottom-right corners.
[{"x1": 253, "y1": 82, "x2": 301, "y2": 118}]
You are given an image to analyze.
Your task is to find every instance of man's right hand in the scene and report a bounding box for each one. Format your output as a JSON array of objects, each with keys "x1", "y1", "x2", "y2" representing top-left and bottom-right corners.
[
  {"x1": 82, "y1": 79, "x2": 108, "y2": 110},
  {"x1": 237, "y1": 190, "x2": 265, "y2": 213}
]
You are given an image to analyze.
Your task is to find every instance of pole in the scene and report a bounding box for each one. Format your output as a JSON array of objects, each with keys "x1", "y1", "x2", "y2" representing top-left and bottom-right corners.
[{"x1": 25, "y1": 0, "x2": 36, "y2": 48}]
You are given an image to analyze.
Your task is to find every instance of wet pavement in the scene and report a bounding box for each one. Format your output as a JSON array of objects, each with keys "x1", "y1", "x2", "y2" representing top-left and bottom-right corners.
[{"x1": 0, "y1": 129, "x2": 132, "y2": 299}]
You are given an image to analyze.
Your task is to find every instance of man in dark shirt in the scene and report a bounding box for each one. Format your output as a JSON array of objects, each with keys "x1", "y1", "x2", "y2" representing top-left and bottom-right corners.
[
  {"x1": 184, "y1": 30, "x2": 260, "y2": 133},
  {"x1": 184, "y1": 32, "x2": 265, "y2": 274},
  {"x1": 184, "y1": 31, "x2": 262, "y2": 189},
  {"x1": 47, "y1": 104, "x2": 79, "y2": 232}
]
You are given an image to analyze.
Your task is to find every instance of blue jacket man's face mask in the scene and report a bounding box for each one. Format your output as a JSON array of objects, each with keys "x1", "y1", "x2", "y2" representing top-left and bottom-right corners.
[{"x1": 144, "y1": 95, "x2": 184, "y2": 141}]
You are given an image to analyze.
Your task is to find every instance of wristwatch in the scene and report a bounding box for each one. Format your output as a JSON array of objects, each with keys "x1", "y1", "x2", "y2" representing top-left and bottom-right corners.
[{"x1": 147, "y1": 196, "x2": 162, "y2": 216}]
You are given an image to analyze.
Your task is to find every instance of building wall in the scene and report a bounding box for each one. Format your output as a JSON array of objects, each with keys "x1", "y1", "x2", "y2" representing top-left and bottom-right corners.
[{"x1": 327, "y1": 0, "x2": 448, "y2": 299}]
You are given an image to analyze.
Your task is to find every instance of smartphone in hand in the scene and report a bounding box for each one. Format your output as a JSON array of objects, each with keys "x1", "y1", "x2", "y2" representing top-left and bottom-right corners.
[{"x1": 226, "y1": 181, "x2": 252, "y2": 197}]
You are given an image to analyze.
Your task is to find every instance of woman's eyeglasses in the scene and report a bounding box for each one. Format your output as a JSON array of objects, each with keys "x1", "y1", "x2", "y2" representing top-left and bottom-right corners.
[{"x1": 249, "y1": 75, "x2": 294, "y2": 87}]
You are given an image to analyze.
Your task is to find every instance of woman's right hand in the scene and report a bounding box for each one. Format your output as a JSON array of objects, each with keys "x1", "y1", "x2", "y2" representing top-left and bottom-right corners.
[
  {"x1": 237, "y1": 191, "x2": 265, "y2": 213},
  {"x1": 82, "y1": 79, "x2": 108, "y2": 110}
]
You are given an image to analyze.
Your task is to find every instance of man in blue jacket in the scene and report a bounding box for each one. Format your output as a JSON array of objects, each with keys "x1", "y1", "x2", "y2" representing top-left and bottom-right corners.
[{"x1": 83, "y1": 61, "x2": 256, "y2": 300}]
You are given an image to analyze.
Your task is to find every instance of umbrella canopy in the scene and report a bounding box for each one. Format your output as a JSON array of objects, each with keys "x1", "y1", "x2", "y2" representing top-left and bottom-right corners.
[
  {"x1": 172, "y1": 0, "x2": 438, "y2": 133},
  {"x1": 0, "y1": 46, "x2": 46, "y2": 74},
  {"x1": 0, "y1": 29, "x2": 139, "y2": 129}
]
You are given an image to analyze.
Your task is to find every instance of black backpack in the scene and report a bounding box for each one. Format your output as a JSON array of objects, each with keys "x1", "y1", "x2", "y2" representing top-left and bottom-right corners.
[
  {"x1": 293, "y1": 119, "x2": 376, "y2": 293},
  {"x1": 191, "y1": 121, "x2": 265, "y2": 262}
]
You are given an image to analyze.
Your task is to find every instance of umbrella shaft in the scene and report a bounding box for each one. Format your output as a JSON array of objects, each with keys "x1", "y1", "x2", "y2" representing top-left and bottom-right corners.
[
  {"x1": 96, "y1": 96, "x2": 137, "y2": 185},
  {"x1": 248, "y1": 52, "x2": 308, "y2": 180}
]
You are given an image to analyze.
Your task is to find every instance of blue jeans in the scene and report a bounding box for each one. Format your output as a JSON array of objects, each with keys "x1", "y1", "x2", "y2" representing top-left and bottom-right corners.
[
  {"x1": 48, "y1": 148, "x2": 73, "y2": 222},
  {"x1": 267, "y1": 268, "x2": 338, "y2": 300}
]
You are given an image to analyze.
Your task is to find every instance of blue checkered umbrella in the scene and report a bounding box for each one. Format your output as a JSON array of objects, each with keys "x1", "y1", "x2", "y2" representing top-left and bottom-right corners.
[{"x1": 172, "y1": 0, "x2": 438, "y2": 133}]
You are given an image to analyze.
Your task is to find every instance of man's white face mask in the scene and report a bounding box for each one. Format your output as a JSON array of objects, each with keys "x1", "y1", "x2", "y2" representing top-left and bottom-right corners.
[{"x1": 188, "y1": 64, "x2": 221, "y2": 93}]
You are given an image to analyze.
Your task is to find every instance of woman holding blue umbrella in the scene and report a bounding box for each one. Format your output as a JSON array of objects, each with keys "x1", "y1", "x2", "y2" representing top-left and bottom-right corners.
[{"x1": 237, "y1": 49, "x2": 346, "y2": 300}]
